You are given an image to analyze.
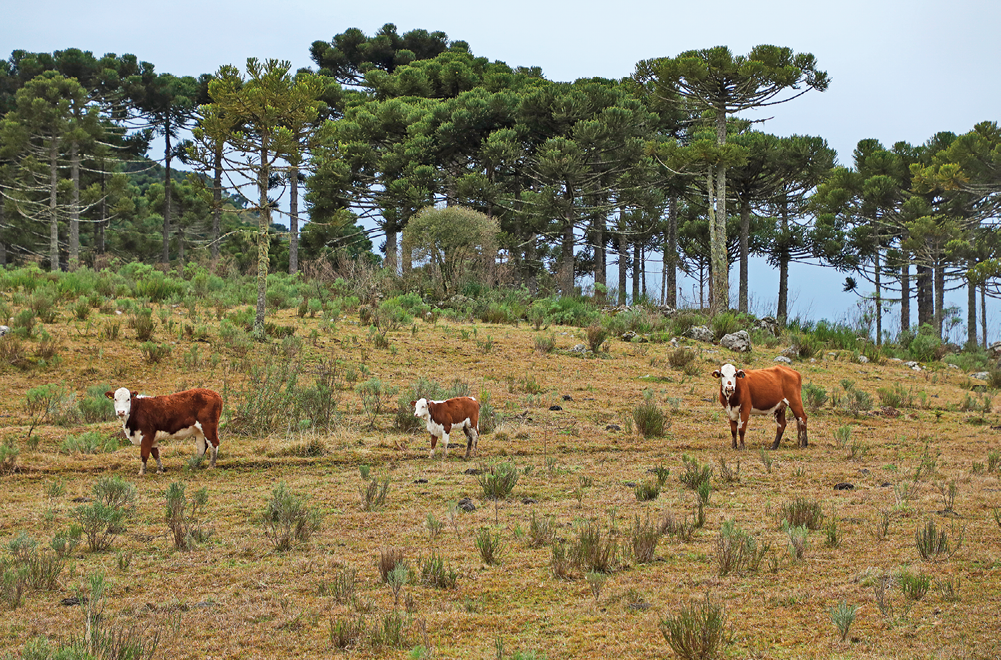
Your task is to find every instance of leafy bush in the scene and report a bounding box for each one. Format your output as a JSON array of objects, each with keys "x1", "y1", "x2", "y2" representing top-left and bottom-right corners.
[
  {"x1": 710, "y1": 311, "x2": 745, "y2": 341},
  {"x1": 829, "y1": 600, "x2": 858, "y2": 643},
  {"x1": 477, "y1": 461, "x2": 520, "y2": 500},
  {"x1": 585, "y1": 323, "x2": 609, "y2": 352},
  {"x1": 678, "y1": 454, "x2": 712, "y2": 491},
  {"x1": 877, "y1": 382, "x2": 913, "y2": 408},
  {"x1": 127, "y1": 308, "x2": 156, "y2": 341},
  {"x1": 73, "y1": 503, "x2": 126, "y2": 552},
  {"x1": 259, "y1": 482, "x2": 322, "y2": 551},
  {"x1": 360, "y1": 477, "x2": 391, "y2": 511},
  {"x1": 803, "y1": 382, "x2": 828, "y2": 412},
  {"x1": 715, "y1": 520, "x2": 767, "y2": 576},
  {"x1": 419, "y1": 552, "x2": 458, "y2": 589},
  {"x1": 61, "y1": 431, "x2": 121, "y2": 455},
  {"x1": 539, "y1": 296, "x2": 599, "y2": 327},
  {"x1": 907, "y1": 324, "x2": 944, "y2": 362},
  {"x1": 79, "y1": 384, "x2": 115, "y2": 423}
]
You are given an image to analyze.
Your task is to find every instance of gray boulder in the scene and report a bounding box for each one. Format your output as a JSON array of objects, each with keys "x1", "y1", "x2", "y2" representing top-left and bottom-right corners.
[
  {"x1": 988, "y1": 341, "x2": 1001, "y2": 359},
  {"x1": 720, "y1": 330, "x2": 751, "y2": 353},
  {"x1": 0, "y1": 325, "x2": 8, "y2": 337},
  {"x1": 903, "y1": 361, "x2": 922, "y2": 371},
  {"x1": 970, "y1": 372, "x2": 990, "y2": 381},
  {"x1": 756, "y1": 316, "x2": 780, "y2": 336},
  {"x1": 688, "y1": 325, "x2": 714, "y2": 343},
  {"x1": 773, "y1": 355, "x2": 792, "y2": 364}
]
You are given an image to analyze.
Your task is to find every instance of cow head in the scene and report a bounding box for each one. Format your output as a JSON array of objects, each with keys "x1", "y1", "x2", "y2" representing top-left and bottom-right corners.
[
  {"x1": 105, "y1": 387, "x2": 138, "y2": 420},
  {"x1": 711, "y1": 364, "x2": 745, "y2": 398},
  {"x1": 412, "y1": 398, "x2": 430, "y2": 420}
]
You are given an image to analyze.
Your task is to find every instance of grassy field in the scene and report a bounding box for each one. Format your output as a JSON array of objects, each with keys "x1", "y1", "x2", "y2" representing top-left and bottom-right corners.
[{"x1": 0, "y1": 298, "x2": 1000, "y2": 659}]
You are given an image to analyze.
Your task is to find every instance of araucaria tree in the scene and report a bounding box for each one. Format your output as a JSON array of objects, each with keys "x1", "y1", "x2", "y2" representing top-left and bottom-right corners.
[
  {"x1": 204, "y1": 58, "x2": 324, "y2": 335},
  {"x1": 633, "y1": 46, "x2": 828, "y2": 313}
]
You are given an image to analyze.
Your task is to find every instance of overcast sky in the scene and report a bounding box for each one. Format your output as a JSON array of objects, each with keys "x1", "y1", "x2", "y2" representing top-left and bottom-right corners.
[{"x1": 4, "y1": 0, "x2": 999, "y2": 337}]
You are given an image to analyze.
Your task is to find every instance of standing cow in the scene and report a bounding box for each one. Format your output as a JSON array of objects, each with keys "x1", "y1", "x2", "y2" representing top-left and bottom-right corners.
[
  {"x1": 711, "y1": 364, "x2": 808, "y2": 450},
  {"x1": 105, "y1": 387, "x2": 223, "y2": 475},
  {"x1": 411, "y1": 396, "x2": 480, "y2": 459}
]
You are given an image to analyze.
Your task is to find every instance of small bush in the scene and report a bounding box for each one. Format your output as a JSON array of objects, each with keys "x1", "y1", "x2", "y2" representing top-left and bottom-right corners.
[
  {"x1": 716, "y1": 456, "x2": 740, "y2": 484},
  {"x1": 379, "y1": 548, "x2": 406, "y2": 582},
  {"x1": 585, "y1": 323, "x2": 609, "y2": 352},
  {"x1": 60, "y1": 431, "x2": 121, "y2": 455},
  {"x1": 634, "y1": 480, "x2": 661, "y2": 502},
  {"x1": 778, "y1": 498, "x2": 825, "y2": 530},
  {"x1": 783, "y1": 521, "x2": 809, "y2": 561},
  {"x1": 0, "y1": 439, "x2": 19, "y2": 476},
  {"x1": 668, "y1": 347, "x2": 697, "y2": 371},
  {"x1": 803, "y1": 382, "x2": 828, "y2": 412},
  {"x1": 678, "y1": 454, "x2": 712, "y2": 491},
  {"x1": 571, "y1": 520, "x2": 618, "y2": 574},
  {"x1": 533, "y1": 334, "x2": 556, "y2": 354},
  {"x1": 631, "y1": 514, "x2": 662, "y2": 564},
  {"x1": 899, "y1": 569, "x2": 931, "y2": 601},
  {"x1": 550, "y1": 540, "x2": 575, "y2": 580},
  {"x1": 915, "y1": 519, "x2": 962, "y2": 561},
  {"x1": 128, "y1": 308, "x2": 156, "y2": 341},
  {"x1": 329, "y1": 614, "x2": 366, "y2": 649},
  {"x1": 659, "y1": 593, "x2": 729, "y2": 660},
  {"x1": 829, "y1": 600, "x2": 858, "y2": 643},
  {"x1": 527, "y1": 511, "x2": 556, "y2": 548},
  {"x1": 73, "y1": 502, "x2": 126, "y2": 552},
  {"x1": 633, "y1": 390, "x2": 667, "y2": 438},
  {"x1": 259, "y1": 482, "x2": 322, "y2": 551},
  {"x1": 139, "y1": 342, "x2": 172, "y2": 364},
  {"x1": 475, "y1": 527, "x2": 504, "y2": 565},
  {"x1": 79, "y1": 384, "x2": 115, "y2": 423},
  {"x1": 877, "y1": 382, "x2": 913, "y2": 408},
  {"x1": 419, "y1": 552, "x2": 458, "y2": 589},
  {"x1": 476, "y1": 461, "x2": 520, "y2": 500},
  {"x1": 360, "y1": 477, "x2": 391, "y2": 511},
  {"x1": 165, "y1": 482, "x2": 212, "y2": 551},
  {"x1": 715, "y1": 520, "x2": 768, "y2": 576}
]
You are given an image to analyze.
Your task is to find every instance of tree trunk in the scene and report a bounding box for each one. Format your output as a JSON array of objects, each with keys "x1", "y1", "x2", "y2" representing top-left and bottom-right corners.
[
  {"x1": 525, "y1": 232, "x2": 538, "y2": 295},
  {"x1": 0, "y1": 200, "x2": 6, "y2": 266},
  {"x1": 916, "y1": 264, "x2": 933, "y2": 329},
  {"x1": 709, "y1": 110, "x2": 730, "y2": 315},
  {"x1": 934, "y1": 262, "x2": 944, "y2": 339},
  {"x1": 967, "y1": 272, "x2": 977, "y2": 348},
  {"x1": 162, "y1": 123, "x2": 172, "y2": 264},
  {"x1": 738, "y1": 199, "x2": 750, "y2": 313},
  {"x1": 49, "y1": 136, "x2": 60, "y2": 272},
  {"x1": 777, "y1": 200, "x2": 790, "y2": 321},
  {"x1": 631, "y1": 238, "x2": 641, "y2": 303},
  {"x1": 593, "y1": 213, "x2": 605, "y2": 304},
  {"x1": 665, "y1": 197, "x2": 677, "y2": 308},
  {"x1": 254, "y1": 142, "x2": 270, "y2": 335},
  {"x1": 617, "y1": 232, "x2": 627, "y2": 306},
  {"x1": 874, "y1": 251, "x2": 882, "y2": 345},
  {"x1": 69, "y1": 140, "x2": 80, "y2": 271},
  {"x1": 289, "y1": 166, "x2": 299, "y2": 275},
  {"x1": 97, "y1": 169, "x2": 106, "y2": 255},
  {"x1": 900, "y1": 259, "x2": 910, "y2": 335},
  {"x1": 211, "y1": 147, "x2": 222, "y2": 261},
  {"x1": 559, "y1": 203, "x2": 575, "y2": 296},
  {"x1": 981, "y1": 284, "x2": 988, "y2": 348},
  {"x1": 384, "y1": 228, "x2": 398, "y2": 275}
]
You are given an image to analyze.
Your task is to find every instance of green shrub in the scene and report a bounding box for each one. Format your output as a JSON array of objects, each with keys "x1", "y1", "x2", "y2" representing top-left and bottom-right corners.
[
  {"x1": 678, "y1": 454, "x2": 712, "y2": 491},
  {"x1": 419, "y1": 552, "x2": 458, "y2": 589},
  {"x1": 0, "y1": 439, "x2": 19, "y2": 475},
  {"x1": 899, "y1": 569, "x2": 931, "y2": 601},
  {"x1": 710, "y1": 311, "x2": 744, "y2": 341},
  {"x1": 915, "y1": 518, "x2": 962, "y2": 561},
  {"x1": 571, "y1": 520, "x2": 618, "y2": 573},
  {"x1": 633, "y1": 390, "x2": 667, "y2": 438},
  {"x1": 631, "y1": 514, "x2": 663, "y2": 564},
  {"x1": 527, "y1": 511, "x2": 556, "y2": 548},
  {"x1": 360, "y1": 477, "x2": 391, "y2": 511},
  {"x1": 877, "y1": 382, "x2": 913, "y2": 408},
  {"x1": 803, "y1": 382, "x2": 828, "y2": 412},
  {"x1": 475, "y1": 527, "x2": 504, "y2": 565},
  {"x1": 477, "y1": 461, "x2": 520, "y2": 500},
  {"x1": 634, "y1": 480, "x2": 661, "y2": 502},
  {"x1": 715, "y1": 519, "x2": 768, "y2": 576},
  {"x1": 829, "y1": 600, "x2": 858, "y2": 643},
  {"x1": 585, "y1": 323, "x2": 609, "y2": 352},
  {"x1": 73, "y1": 503, "x2": 126, "y2": 552},
  {"x1": 127, "y1": 308, "x2": 156, "y2": 341},
  {"x1": 259, "y1": 482, "x2": 323, "y2": 551},
  {"x1": 79, "y1": 384, "x2": 115, "y2": 423},
  {"x1": 60, "y1": 431, "x2": 121, "y2": 455}
]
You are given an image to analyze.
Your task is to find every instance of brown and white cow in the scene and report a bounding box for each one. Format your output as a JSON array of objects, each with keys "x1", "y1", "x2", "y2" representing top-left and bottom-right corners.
[
  {"x1": 105, "y1": 387, "x2": 223, "y2": 475},
  {"x1": 411, "y1": 396, "x2": 480, "y2": 459},
  {"x1": 711, "y1": 364, "x2": 808, "y2": 450}
]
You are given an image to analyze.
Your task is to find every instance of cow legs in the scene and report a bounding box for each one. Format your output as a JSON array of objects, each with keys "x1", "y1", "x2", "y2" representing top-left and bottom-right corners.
[
  {"x1": 140, "y1": 438, "x2": 163, "y2": 475},
  {"x1": 463, "y1": 425, "x2": 479, "y2": 459},
  {"x1": 441, "y1": 430, "x2": 450, "y2": 459},
  {"x1": 729, "y1": 419, "x2": 740, "y2": 450},
  {"x1": 791, "y1": 405, "x2": 808, "y2": 447},
  {"x1": 203, "y1": 421, "x2": 221, "y2": 467},
  {"x1": 428, "y1": 433, "x2": 439, "y2": 458},
  {"x1": 150, "y1": 446, "x2": 164, "y2": 473},
  {"x1": 771, "y1": 408, "x2": 788, "y2": 450}
]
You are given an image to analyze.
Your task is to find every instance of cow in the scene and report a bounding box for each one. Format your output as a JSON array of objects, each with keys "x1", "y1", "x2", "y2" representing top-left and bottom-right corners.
[
  {"x1": 711, "y1": 364, "x2": 808, "y2": 450},
  {"x1": 411, "y1": 396, "x2": 480, "y2": 459},
  {"x1": 105, "y1": 387, "x2": 223, "y2": 475}
]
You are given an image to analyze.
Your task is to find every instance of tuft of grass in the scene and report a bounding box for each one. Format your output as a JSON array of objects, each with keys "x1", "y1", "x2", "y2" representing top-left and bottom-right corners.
[
  {"x1": 915, "y1": 518, "x2": 963, "y2": 561},
  {"x1": 475, "y1": 527, "x2": 504, "y2": 565},
  {"x1": 418, "y1": 552, "x2": 458, "y2": 589},
  {"x1": 899, "y1": 569, "x2": 931, "y2": 601},
  {"x1": 659, "y1": 592, "x2": 729, "y2": 660},
  {"x1": 678, "y1": 454, "x2": 712, "y2": 490},
  {"x1": 360, "y1": 477, "x2": 391, "y2": 511},
  {"x1": 634, "y1": 480, "x2": 661, "y2": 502},
  {"x1": 527, "y1": 511, "x2": 556, "y2": 548},
  {"x1": 165, "y1": 482, "x2": 212, "y2": 551},
  {"x1": 632, "y1": 390, "x2": 667, "y2": 438},
  {"x1": 630, "y1": 514, "x2": 663, "y2": 564},
  {"x1": 715, "y1": 520, "x2": 768, "y2": 576},
  {"x1": 571, "y1": 520, "x2": 618, "y2": 574},
  {"x1": 379, "y1": 548, "x2": 406, "y2": 583},
  {"x1": 778, "y1": 497, "x2": 825, "y2": 530}
]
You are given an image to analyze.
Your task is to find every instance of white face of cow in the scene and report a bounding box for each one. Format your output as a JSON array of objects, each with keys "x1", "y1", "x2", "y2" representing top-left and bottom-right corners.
[
  {"x1": 413, "y1": 398, "x2": 430, "y2": 420},
  {"x1": 110, "y1": 387, "x2": 132, "y2": 420},
  {"x1": 712, "y1": 364, "x2": 745, "y2": 398}
]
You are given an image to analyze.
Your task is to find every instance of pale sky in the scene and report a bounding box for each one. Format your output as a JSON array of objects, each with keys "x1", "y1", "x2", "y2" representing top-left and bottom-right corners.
[{"x1": 4, "y1": 0, "x2": 999, "y2": 336}]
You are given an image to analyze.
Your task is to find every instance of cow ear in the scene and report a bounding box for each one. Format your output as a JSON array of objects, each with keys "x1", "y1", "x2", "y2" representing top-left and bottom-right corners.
[
  {"x1": 736, "y1": 370, "x2": 746, "y2": 378},
  {"x1": 131, "y1": 390, "x2": 139, "y2": 398},
  {"x1": 410, "y1": 401, "x2": 416, "y2": 408},
  {"x1": 104, "y1": 391, "x2": 114, "y2": 400},
  {"x1": 711, "y1": 370, "x2": 721, "y2": 379}
]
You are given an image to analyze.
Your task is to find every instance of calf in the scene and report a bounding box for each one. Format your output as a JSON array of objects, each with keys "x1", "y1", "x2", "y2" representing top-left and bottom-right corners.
[
  {"x1": 411, "y1": 396, "x2": 480, "y2": 459},
  {"x1": 105, "y1": 387, "x2": 223, "y2": 475},
  {"x1": 711, "y1": 364, "x2": 808, "y2": 450}
]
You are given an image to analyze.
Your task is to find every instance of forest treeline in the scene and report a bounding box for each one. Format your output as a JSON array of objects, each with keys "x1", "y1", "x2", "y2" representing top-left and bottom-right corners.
[{"x1": 0, "y1": 24, "x2": 999, "y2": 345}]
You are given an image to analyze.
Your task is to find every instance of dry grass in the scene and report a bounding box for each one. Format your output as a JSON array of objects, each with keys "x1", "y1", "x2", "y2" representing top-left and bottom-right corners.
[{"x1": 0, "y1": 300, "x2": 999, "y2": 658}]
